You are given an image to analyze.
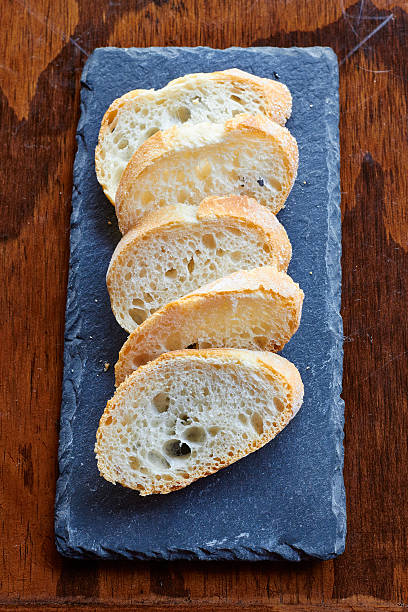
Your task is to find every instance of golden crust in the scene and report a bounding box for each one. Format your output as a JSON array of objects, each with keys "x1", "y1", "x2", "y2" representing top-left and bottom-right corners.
[
  {"x1": 95, "y1": 349, "x2": 304, "y2": 495},
  {"x1": 106, "y1": 195, "x2": 292, "y2": 309},
  {"x1": 114, "y1": 265, "x2": 304, "y2": 385}
]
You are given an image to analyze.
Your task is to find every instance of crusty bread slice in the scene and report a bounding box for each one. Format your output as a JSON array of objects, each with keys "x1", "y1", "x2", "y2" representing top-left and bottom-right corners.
[
  {"x1": 95, "y1": 69, "x2": 292, "y2": 203},
  {"x1": 95, "y1": 349, "x2": 304, "y2": 495},
  {"x1": 115, "y1": 114, "x2": 298, "y2": 233},
  {"x1": 107, "y1": 195, "x2": 292, "y2": 332},
  {"x1": 115, "y1": 266, "x2": 304, "y2": 386}
]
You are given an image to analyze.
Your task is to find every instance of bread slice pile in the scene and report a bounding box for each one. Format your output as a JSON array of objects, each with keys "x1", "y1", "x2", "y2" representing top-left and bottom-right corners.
[{"x1": 94, "y1": 69, "x2": 305, "y2": 495}]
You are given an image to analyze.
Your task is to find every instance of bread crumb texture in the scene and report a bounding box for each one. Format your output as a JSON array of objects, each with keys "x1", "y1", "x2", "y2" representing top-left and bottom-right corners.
[
  {"x1": 114, "y1": 265, "x2": 304, "y2": 385},
  {"x1": 107, "y1": 197, "x2": 292, "y2": 332},
  {"x1": 115, "y1": 113, "x2": 298, "y2": 233},
  {"x1": 95, "y1": 350, "x2": 304, "y2": 495},
  {"x1": 95, "y1": 69, "x2": 292, "y2": 203}
]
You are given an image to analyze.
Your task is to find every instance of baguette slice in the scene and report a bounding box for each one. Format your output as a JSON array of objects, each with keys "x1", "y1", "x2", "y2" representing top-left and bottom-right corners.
[
  {"x1": 115, "y1": 266, "x2": 304, "y2": 386},
  {"x1": 107, "y1": 196, "x2": 292, "y2": 332},
  {"x1": 115, "y1": 113, "x2": 298, "y2": 233},
  {"x1": 95, "y1": 349, "x2": 304, "y2": 495},
  {"x1": 95, "y1": 69, "x2": 292, "y2": 203}
]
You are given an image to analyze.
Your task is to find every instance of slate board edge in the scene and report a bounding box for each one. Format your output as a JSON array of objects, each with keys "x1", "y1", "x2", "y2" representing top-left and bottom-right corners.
[{"x1": 55, "y1": 46, "x2": 345, "y2": 561}]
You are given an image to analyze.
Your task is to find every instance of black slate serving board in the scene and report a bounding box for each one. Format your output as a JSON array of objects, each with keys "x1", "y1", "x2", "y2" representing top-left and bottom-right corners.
[{"x1": 55, "y1": 46, "x2": 345, "y2": 561}]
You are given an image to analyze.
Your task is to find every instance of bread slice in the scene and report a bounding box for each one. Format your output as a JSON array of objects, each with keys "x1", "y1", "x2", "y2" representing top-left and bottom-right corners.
[
  {"x1": 115, "y1": 114, "x2": 298, "y2": 233},
  {"x1": 95, "y1": 69, "x2": 292, "y2": 203},
  {"x1": 115, "y1": 266, "x2": 304, "y2": 386},
  {"x1": 107, "y1": 195, "x2": 292, "y2": 332},
  {"x1": 95, "y1": 349, "x2": 304, "y2": 495}
]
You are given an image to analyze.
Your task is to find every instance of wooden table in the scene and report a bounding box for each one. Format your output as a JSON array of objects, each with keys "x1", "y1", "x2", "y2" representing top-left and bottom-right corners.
[{"x1": 1, "y1": 1, "x2": 407, "y2": 610}]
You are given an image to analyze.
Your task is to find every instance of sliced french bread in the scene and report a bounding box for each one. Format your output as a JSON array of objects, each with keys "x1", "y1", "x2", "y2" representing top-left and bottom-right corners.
[
  {"x1": 115, "y1": 266, "x2": 304, "y2": 386},
  {"x1": 95, "y1": 349, "x2": 304, "y2": 495},
  {"x1": 115, "y1": 113, "x2": 298, "y2": 233},
  {"x1": 107, "y1": 196, "x2": 292, "y2": 332},
  {"x1": 95, "y1": 69, "x2": 292, "y2": 203}
]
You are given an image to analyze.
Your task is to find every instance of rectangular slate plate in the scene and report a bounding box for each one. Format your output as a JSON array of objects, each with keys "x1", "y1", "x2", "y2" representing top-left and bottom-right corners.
[{"x1": 55, "y1": 46, "x2": 345, "y2": 561}]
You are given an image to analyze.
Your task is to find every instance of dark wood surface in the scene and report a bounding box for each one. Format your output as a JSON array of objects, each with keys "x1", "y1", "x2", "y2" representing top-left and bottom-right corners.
[{"x1": 1, "y1": 0, "x2": 407, "y2": 609}]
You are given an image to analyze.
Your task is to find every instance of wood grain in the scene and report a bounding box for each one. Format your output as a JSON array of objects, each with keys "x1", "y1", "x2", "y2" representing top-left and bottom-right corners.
[{"x1": 0, "y1": 0, "x2": 407, "y2": 609}]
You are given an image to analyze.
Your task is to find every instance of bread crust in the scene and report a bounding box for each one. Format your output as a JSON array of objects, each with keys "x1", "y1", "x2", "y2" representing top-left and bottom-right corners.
[
  {"x1": 114, "y1": 265, "x2": 304, "y2": 385},
  {"x1": 115, "y1": 113, "x2": 298, "y2": 232},
  {"x1": 95, "y1": 69, "x2": 292, "y2": 203},
  {"x1": 95, "y1": 349, "x2": 304, "y2": 495}
]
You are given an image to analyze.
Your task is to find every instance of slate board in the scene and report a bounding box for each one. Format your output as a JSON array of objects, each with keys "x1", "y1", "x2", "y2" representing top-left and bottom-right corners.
[{"x1": 55, "y1": 46, "x2": 345, "y2": 561}]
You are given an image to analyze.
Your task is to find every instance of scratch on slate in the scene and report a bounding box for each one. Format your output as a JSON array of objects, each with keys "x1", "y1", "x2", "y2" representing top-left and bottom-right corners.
[
  {"x1": 340, "y1": 13, "x2": 394, "y2": 66},
  {"x1": 16, "y1": 0, "x2": 89, "y2": 57}
]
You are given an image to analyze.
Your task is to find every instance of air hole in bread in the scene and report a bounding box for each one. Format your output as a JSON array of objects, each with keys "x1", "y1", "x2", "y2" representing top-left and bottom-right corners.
[
  {"x1": 195, "y1": 160, "x2": 212, "y2": 180},
  {"x1": 186, "y1": 343, "x2": 198, "y2": 349},
  {"x1": 105, "y1": 416, "x2": 113, "y2": 426},
  {"x1": 231, "y1": 110, "x2": 241, "y2": 117},
  {"x1": 230, "y1": 251, "x2": 242, "y2": 262},
  {"x1": 228, "y1": 227, "x2": 243, "y2": 237},
  {"x1": 265, "y1": 177, "x2": 282, "y2": 192},
  {"x1": 254, "y1": 336, "x2": 268, "y2": 348},
  {"x1": 107, "y1": 108, "x2": 118, "y2": 127},
  {"x1": 263, "y1": 243, "x2": 271, "y2": 253},
  {"x1": 216, "y1": 249, "x2": 224, "y2": 257},
  {"x1": 177, "y1": 189, "x2": 189, "y2": 202},
  {"x1": 163, "y1": 439, "x2": 191, "y2": 458},
  {"x1": 132, "y1": 298, "x2": 145, "y2": 307},
  {"x1": 208, "y1": 426, "x2": 220, "y2": 436},
  {"x1": 187, "y1": 258, "x2": 194, "y2": 274},
  {"x1": 183, "y1": 426, "x2": 206, "y2": 444},
  {"x1": 202, "y1": 234, "x2": 216, "y2": 249},
  {"x1": 179, "y1": 413, "x2": 192, "y2": 425},
  {"x1": 273, "y1": 397, "x2": 285, "y2": 412},
  {"x1": 147, "y1": 450, "x2": 170, "y2": 470},
  {"x1": 251, "y1": 413, "x2": 264, "y2": 435},
  {"x1": 118, "y1": 138, "x2": 129, "y2": 150},
  {"x1": 199, "y1": 341, "x2": 212, "y2": 349},
  {"x1": 172, "y1": 106, "x2": 191, "y2": 122},
  {"x1": 122, "y1": 412, "x2": 135, "y2": 426},
  {"x1": 129, "y1": 456, "x2": 140, "y2": 470},
  {"x1": 152, "y1": 392, "x2": 170, "y2": 413},
  {"x1": 238, "y1": 413, "x2": 247, "y2": 425},
  {"x1": 145, "y1": 127, "x2": 159, "y2": 138},
  {"x1": 124, "y1": 272, "x2": 131, "y2": 281},
  {"x1": 141, "y1": 190, "x2": 154, "y2": 206},
  {"x1": 129, "y1": 307, "x2": 148, "y2": 325},
  {"x1": 231, "y1": 94, "x2": 244, "y2": 104},
  {"x1": 165, "y1": 268, "x2": 178, "y2": 279}
]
